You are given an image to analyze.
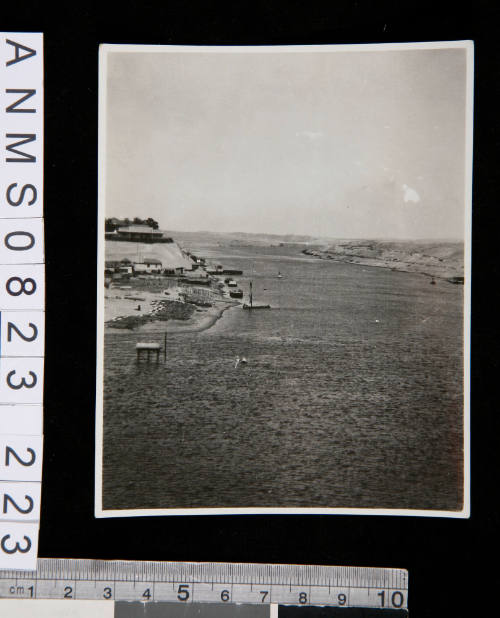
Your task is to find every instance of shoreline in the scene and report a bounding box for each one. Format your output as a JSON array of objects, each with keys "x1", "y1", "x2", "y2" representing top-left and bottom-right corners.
[
  {"x1": 163, "y1": 300, "x2": 238, "y2": 335},
  {"x1": 105, "y1": 298, "x2": 239, "y2": 336},
  {"x1": 303, "y1": 251, "x2": 464, "y2": 283}
]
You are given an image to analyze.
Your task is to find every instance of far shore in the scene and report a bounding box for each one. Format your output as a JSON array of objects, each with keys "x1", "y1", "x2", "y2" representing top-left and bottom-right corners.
[
  {"x1": 302, "y1": 239, "x2": 464, "y2": 282},
  {"x1": 311, "y1": 254, "x2": 464, "y2": 282}
]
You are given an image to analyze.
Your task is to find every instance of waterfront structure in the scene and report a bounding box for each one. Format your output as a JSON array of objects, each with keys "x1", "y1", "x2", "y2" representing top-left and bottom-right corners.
[
  {"x1": 105, "y1": 259, "x2": 133, "y2": 277},
  {"x1": 136, "y1": 342, "x2": 161, "y2": 362},
  {"x1": 106, "y1": 224, "x2": 173, "y2": 243},
  {"x1": 133, "y1": 257, "x2": 163, "y2": 273}
]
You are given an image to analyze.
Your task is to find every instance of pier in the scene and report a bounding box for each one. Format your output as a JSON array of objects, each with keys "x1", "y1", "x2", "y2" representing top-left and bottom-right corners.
[{"x1": 136, "y1": 336, "x2": 167, "y2": 362}]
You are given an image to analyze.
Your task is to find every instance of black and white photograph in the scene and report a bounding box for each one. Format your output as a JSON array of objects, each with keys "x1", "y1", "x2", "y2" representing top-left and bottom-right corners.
[{"x1": 95, "y1": 42, "x2": 472, "y2": 517}]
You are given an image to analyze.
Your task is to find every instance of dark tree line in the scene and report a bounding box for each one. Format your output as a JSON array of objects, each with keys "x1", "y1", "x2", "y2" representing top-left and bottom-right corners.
[{"x1": 105, "y1": 217, "x2": 159, "y2": 232}]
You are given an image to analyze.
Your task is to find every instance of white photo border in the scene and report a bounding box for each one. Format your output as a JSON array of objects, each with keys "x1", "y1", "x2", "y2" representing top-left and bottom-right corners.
[{"x1": 95, "y1": 40, "x2": 473, "y2": 518}]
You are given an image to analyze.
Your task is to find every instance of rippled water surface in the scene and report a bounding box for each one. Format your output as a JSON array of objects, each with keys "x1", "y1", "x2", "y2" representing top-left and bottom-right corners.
[{"x1": 102, "y1": 244, "x2": 463, "y2": 511}]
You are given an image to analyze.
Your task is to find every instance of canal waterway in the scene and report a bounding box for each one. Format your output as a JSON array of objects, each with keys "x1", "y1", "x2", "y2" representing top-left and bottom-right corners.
[{"x1": 102, "y1": 242, "x2": 464, "y2": 511}]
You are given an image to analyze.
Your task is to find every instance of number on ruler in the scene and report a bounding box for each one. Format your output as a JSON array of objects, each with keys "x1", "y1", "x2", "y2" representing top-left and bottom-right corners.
[
  {"x1": 6, "y1": 369, "x2": 37, "y2": 389},
  {"x1": 3, "y1": 493, "x2": 34, "y2": 514},
  {"x1": 337, "y1": 593, "x2": 347, "y2": 606},
  {"x1": 0, "y1": 220, "x2": 43, "y2": 264},
  {"x1": 0, "y1": 312, "x2": 44, "y2": 358},
  {"x1": 4, "y1": 231, "x2": 35, "y2": 251},
  {"x1": 299, "y1": 592, "x2": 307, "y2": 604},
  {"x1": 0, "y1": 360, "x2": 44, "y2": 404},
  {"x1": 5, "y1": 445, "x2": 36, "y2": 466},
  {"x1": 177, "y1": 584, "x2": 190, "y2": 601},
  {"x1": 7, "y1": 321, "x2": 38, "y2": 342},
  {"x1": 1, "y1": 533, "x2": 31, "y2": 554},
  {"x1": 378, "y1": 590, "x2": 405, "y2": 608},
  {"x1": 391, "y1": 591, "x2": 404, "y2": 608},
  {"x1": 221, "y1": 590, "x2": 230, "y2": 602},
  {"x1": 5, "y1": 276, "x2": 36, "y2": 296},
  {"x1": 0, "y1": 439, "x2": 42, "y2": 483},
  {"x1": 260, "y1": 591, "x2": 269, "y2": 602},
  {"x1": 0, "y1": 265, "x2": 44, "y2": 311}
]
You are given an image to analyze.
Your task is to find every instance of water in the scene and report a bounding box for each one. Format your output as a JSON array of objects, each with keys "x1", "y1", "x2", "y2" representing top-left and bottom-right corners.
[{"x1": 102, "y1": 244, "x2": 464, "y2": 511}]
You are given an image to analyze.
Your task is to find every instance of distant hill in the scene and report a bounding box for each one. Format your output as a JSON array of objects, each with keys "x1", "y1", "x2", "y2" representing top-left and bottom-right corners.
[
  {"x1": 166, "y1": 230, "x2": 323, "y2": 245},
  {"x1": 303, "y1": 240, "x2": 464, "y2": 280}
]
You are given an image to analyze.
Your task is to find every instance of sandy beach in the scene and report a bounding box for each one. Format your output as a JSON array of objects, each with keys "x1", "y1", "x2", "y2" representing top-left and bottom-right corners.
[
  {"x1": 105, "y1": 282, "x2": 239, "y2": 335},
  {"x1": 155, "y1": 300, "x2": 237, "y2": 334}
]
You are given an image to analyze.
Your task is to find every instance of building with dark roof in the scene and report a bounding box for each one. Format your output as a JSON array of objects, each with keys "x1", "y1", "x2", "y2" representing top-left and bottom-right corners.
[{"x1": 105, "y1": 224, "x2": 173, "y2": 243}]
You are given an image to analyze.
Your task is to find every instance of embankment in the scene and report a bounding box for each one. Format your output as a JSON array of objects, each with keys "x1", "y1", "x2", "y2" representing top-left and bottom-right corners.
[{"x1": 105, "y1": 239, "x2": 193, "y2": 271}]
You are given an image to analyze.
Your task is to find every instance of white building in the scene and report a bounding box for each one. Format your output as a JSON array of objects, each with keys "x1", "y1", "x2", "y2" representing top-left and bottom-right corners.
[{"x1": 133, "y1": 257, "x2": 163, "y2": 273}]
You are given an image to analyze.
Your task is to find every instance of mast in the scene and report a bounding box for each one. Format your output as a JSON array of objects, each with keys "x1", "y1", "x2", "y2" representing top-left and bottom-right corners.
[{"x1": 249, "y1": 280, "x2": 253, "y2": 309}]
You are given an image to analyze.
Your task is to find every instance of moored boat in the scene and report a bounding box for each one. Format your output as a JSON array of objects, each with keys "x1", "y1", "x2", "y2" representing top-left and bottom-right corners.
[{"x1": 243, "y1": 280, "x2": 271, "y2": 309}]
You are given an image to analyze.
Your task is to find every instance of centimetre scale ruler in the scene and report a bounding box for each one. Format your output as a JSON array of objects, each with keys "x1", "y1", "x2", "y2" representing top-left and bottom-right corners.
[{"x1": 0, "y1": 559, "x2": 408, "y2": 611}]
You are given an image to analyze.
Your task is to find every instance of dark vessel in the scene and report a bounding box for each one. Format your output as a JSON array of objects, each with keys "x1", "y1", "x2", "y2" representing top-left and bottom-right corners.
[{"x1": 230, "y1": 289, "x2": 243, "y2": 299}]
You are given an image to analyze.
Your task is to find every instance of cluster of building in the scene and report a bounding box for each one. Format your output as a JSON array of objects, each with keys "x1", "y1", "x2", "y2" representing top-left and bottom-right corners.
[
  {"x1": 105, "y1": 257, "x2": 185, "y2": 278},
  {"x1": 104, "y1": 223, "x2": 244, "y2": 291},
  {"x1": 184, "y1": 252, "x2": 206, "y2": 269},
  {"x1": 105, "y1": 222, "x2": 173, "y2": 244}
]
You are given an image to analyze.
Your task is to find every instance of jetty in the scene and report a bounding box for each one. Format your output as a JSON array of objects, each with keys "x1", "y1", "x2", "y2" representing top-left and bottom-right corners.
[
  {"x1": 136, "y1": 334, "x2": 167, "y2": 362},
  {"x1": 206, "y1": 268, "x2": 243, "y2": 275}
]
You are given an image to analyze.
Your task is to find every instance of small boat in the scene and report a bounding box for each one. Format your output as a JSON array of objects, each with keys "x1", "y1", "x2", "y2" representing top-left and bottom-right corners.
[
  {"x1": 243, "y1": 280, "x2": 271, "y2": 310},
  {"x1": 277, "y1": 271, "x2": 283, "y2": 279},
  {"x1": 230, "y1": 289, "x2": 243, "y2": 298},
  {"x1": 227, "y1": 279, "x2": 238, "y2": 287}
]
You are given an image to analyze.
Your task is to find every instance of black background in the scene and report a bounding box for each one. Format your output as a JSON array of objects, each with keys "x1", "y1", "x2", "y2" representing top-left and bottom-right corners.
[{"x1": 2, "y1": 2, "x2": 498, "y2": 617}]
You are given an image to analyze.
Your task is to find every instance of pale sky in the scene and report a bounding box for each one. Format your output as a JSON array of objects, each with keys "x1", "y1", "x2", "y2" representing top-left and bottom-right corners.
[{"x1": 104, "y1": 46, "x2": 468, "y2": 239}]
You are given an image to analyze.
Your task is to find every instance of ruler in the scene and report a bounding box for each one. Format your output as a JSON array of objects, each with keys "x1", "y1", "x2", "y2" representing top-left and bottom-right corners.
[
  {"x1": 0, "y1": 559, "x2": 408, "y2": 612},
  {"x1": 0, "y1": 32, "x2": 45, "y2": 572}
]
